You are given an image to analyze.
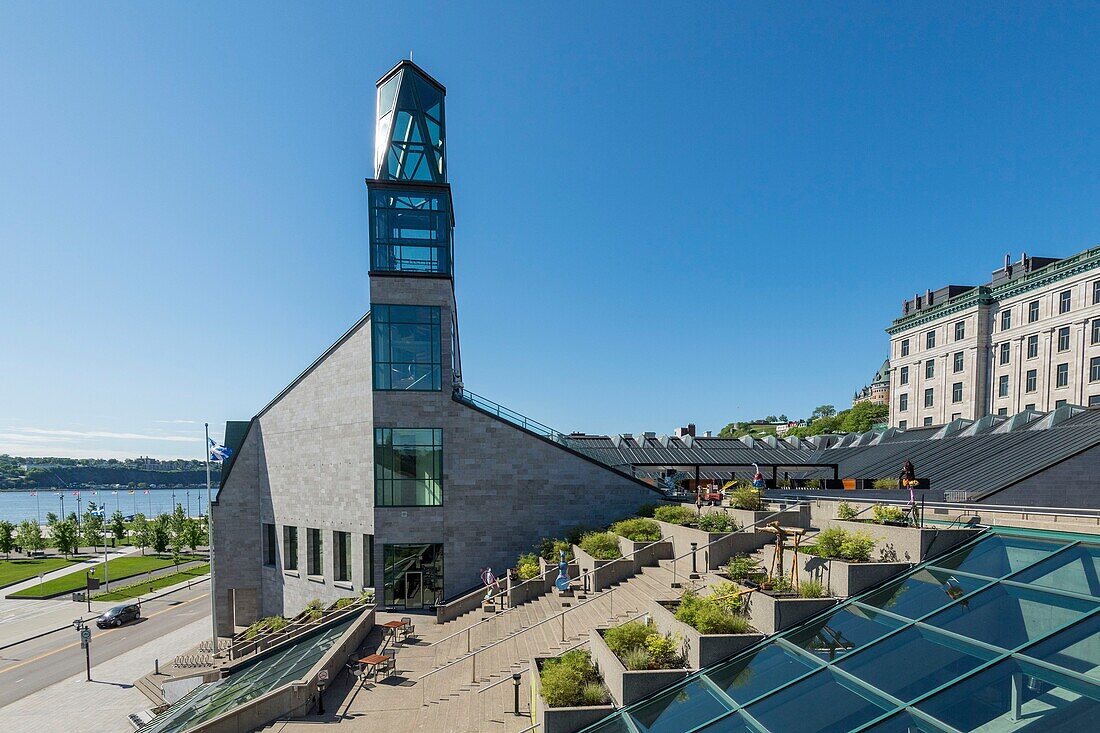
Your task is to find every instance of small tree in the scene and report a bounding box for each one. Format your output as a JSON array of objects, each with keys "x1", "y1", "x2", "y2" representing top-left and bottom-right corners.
[
  {"x1": 0, "y1": 520, "x2": 14, "y2": 558},
  {"x1": 170, "y1": 504, "x2": 187, "y2": 547},
  {"x1": 52, "y1": 519, "x2": 78, "y2": 557},
  {"x1": 45, "y1": 511, "x2": 58, "y2": 526},
  {"x1": 132, "y1": 513, "x2": 151, "y2": 555},
  {"x1": 17, "y1": 519, "x2": 45, "y2": 556},
  {"x1": 152, "y1": 515, "x2": 171, "y2": 554},
  {"x1": 182, "y1": 518, "x2": 204, "y2": 553},
  {"x1": 82, "y1": 510, "x2": 104, "y2": 553},
  {"x1": 109, "y1": 510, "x2": 126, "y2": 546}
]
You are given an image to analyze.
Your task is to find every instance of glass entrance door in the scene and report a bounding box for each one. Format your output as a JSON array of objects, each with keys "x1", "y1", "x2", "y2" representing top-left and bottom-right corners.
[
  {"x1": 383, "y1": 543, "x2": 444, "y2": 609},
  {"x1": 404, "y1": 571, "x2": 423, "y2": 609}
]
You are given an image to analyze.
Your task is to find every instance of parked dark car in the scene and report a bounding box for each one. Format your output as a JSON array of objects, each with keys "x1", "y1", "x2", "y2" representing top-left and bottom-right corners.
[{"x1": 97, "y1": 604, "x2": 140, "y2": 628}]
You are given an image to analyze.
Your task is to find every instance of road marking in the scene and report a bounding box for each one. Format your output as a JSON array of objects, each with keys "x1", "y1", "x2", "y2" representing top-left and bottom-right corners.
[{"x1": 0, "y1": 593, "x2": 208, "y2": 677}]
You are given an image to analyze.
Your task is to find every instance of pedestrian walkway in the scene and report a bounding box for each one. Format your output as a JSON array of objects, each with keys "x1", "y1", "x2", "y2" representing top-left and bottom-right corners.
[{"x1": 0, "y1": 616, "x2": 209, "y2": 733}]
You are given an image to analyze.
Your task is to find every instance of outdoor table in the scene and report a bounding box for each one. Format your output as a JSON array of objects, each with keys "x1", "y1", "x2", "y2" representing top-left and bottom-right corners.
[
  {"x1": 381, "y1": 620, "x2": 407, "y2": 642},
  {"x1": 358, "y1": 653, "x2": 390, "y2": 680}
]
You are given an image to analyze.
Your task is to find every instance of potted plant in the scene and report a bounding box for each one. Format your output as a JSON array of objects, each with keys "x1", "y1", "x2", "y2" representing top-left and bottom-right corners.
[
  {"x1": 588, "y1": 619, "x2": 689, "y2": 705},
  {"x1": 530, "y1": 650, "x2": 614, "y2": 733}
]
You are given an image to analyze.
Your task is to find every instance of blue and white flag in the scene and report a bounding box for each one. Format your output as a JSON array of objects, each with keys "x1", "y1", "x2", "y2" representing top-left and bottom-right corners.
[{"x1": 208, "y1": 438, "x2": 233, "y2": 462}]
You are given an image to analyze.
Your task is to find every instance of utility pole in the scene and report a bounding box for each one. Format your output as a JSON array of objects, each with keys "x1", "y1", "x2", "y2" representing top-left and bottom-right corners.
[
  {"x1": 205, "y1": 423, "x2": 218, "y2": 656},
  {"x1": 74, "y1": 619, "x2": 91, "y2": 682}
]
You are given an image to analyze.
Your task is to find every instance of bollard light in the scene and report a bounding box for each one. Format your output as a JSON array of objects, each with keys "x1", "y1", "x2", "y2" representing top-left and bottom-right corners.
[{"x1": 512, "y1": 672, "x2": 522, "y2": 715}]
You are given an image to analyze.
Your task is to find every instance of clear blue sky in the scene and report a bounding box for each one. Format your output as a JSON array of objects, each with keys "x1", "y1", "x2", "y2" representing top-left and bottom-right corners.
[{"x1": 2, "y1": 3, "x2": 1099, "y2": 459}]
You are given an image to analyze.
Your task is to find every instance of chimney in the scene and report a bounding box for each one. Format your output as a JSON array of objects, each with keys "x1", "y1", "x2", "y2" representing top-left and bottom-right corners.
[
  {"x1": 687, "y1": 423, "x2": 696, "y2": 437},
  {"x1": 1022, "y1": 251, "x2": 1029, "y2": 271},
  {"x1": 703, "y1": 430, "x2": 712, "y2": 438},
  {"x1": 926, "y1": 288, "x2": 933, "y2": 306},
  {"x1": 1004, "y1": 253, "x2": 1011, "y2": 271}
]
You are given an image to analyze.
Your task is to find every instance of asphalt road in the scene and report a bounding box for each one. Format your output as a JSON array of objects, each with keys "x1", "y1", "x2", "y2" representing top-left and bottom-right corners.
[{"x1": 0, "y1": 584, "x2": 210, "y2": 708}]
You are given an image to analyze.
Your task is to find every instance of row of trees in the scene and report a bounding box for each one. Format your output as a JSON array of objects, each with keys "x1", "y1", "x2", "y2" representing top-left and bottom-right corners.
[
  {"x1": 0, "y1": 503, "x2": 206, "y2": 559},
  {"x1": 786, "y1": 401, "x2": 889, "y2": 437}
]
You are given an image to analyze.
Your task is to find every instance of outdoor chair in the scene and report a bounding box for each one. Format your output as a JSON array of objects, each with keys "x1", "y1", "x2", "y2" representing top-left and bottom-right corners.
[
  {"x1": 400, "y1": 616, "x2": 414, "y2": 640},
  {"x1": 379, "y1": 648, "x2": 397, "y2": 679}
]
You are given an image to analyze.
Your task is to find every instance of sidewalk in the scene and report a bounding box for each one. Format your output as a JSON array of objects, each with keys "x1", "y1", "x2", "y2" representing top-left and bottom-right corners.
[{"x1": 0, "y1": 616, "x2": 210, "y2": 733}]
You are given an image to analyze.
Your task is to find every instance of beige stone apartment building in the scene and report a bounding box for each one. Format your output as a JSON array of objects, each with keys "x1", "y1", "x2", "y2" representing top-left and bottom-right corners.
[{"x1": 887, "y1": 248, "x2": 1100, "y2": 428}]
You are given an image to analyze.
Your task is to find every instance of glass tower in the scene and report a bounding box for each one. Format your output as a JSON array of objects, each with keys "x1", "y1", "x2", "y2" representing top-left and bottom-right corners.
[{"x1": 368, "y1": 61, "x2": 454, "y2": 276}]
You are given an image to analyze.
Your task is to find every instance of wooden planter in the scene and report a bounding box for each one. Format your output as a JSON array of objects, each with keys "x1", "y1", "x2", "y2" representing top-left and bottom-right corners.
[
  {"x1": 530, "y1": 657, "x2": 616, "y2": 733},
  {"x1": 589, "y1": 628, "x2": 690, "y2": 706},
  {"x1": 653, "y1": 520, "x2": 762, "y2": 571},
  {"x1": 573, "y1": 545, "x2": 635, "y2": 593},
  {"x1": 817, "y1": 518, "x2": 979, "y2": 563},
  {"x1": 650, "y1": 599, "x2": 763, "y2": 669}
]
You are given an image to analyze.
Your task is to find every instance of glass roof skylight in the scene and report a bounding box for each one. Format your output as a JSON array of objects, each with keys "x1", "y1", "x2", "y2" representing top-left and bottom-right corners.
[{"x1": 579, "y1": 527, "x2": 1100, "y2": 733}]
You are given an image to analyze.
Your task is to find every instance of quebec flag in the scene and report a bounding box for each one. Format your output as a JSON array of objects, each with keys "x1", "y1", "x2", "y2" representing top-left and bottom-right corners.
[{"x1": 209, "y1": 438, "x2": 233, "y2": 462}]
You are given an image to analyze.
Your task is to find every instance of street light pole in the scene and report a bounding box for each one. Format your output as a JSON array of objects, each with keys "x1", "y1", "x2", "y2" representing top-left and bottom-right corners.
[{"x1": 205, "y1": 423, "x2": 218, "y2": 656}]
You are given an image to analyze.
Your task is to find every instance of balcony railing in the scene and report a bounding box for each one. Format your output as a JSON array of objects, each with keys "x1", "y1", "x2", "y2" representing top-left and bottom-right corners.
[{"x1": 453, "y1": 387, "x2": 565, "y2": 443}]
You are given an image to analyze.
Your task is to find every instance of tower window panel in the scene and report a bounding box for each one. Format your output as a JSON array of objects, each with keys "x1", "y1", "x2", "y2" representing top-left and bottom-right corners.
[
  {"x1": 369, "y1": 187, "x2": 452, "y2": 275},
  {"x1": 372, "y1": 304, "x2": 442, "y2": 391},
  {"x1": 953, "y1": 351, "x2": 964, "y2": 373},
  {"x1": 375, "y1": 428, "x2": 443, "y2": 506}
]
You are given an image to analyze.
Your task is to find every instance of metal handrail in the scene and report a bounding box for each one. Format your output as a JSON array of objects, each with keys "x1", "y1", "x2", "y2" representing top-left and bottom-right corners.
[
  {"x1": 784, "y1": 493, "x2": 1100, "y2": 519},
  {"x1": 430, "y1": 564, "x2": 560, "y2": 648},
  {"x1": 454, "y1": 387, "x2": 565, "y2": 442}
]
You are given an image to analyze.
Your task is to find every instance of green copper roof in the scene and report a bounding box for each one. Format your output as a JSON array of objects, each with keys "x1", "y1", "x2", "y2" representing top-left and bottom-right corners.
[{"x1": 579, "y1": 526, "x2": 1100, "y2": 733}]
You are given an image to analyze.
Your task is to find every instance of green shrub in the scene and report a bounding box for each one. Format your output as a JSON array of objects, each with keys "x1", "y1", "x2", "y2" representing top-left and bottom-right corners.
[
  {"x1": 333, "y1": 598, "x2": 356, "y2": 610},
  {"x1": 707, "y1": 581, "x2": 745, "y2": 614},
  {"x1": 724, "y1": 554, "x2": 760, "y2": 581},
  {"x1": 635, "y1": 503, "x2": 659, "y2": 518},
  {"x1": 762, "y1": 574, "x2": 792, "y2": 593},
  {"x1": 674, "y1": 588, "x2": 751, "y2": 634},
  {"x1": 540, "y1": 650, "x2": 602, "y2": 708},
  {"x1": 644, "y1": 632, "x2": 683, "y2": 668},
  {"x1": 804, "y1": 479, "x2": 822, "y2": 489},
  {"x1": 653, "y1": 505, "x2": 697, "y2": 526},
  {"x1": 872, "y1": 504, "x2": 908, "y2": 524},
  {"x1": 304, "y1": 599, "x2": 324, "y2": 621},
  {"x1": 836, "y1": 502, "x2": 858, "y2": 520},
  {"x1": 245, "y1": 615, "x2": 288, "y2": 639},
  {"x1": 611, "y1": 518, "x2": 662, "y2": 542},
  {"x1": 581, "y1": 682, "x2": 609, "y2": 705},
  {"x1": 578, "y1": 531, "x2": 622, "y2": 560},
  {"x1": 728, "y1": 485, "x2": 763, "y2": 511},
  {"x1": 798, "y1": 580, "x2": 826, "y2": 598},
  {"x1": 693, "y1": 604, "x2": 752, "y2": 634},
  {"x1": 621, "y1": 647, "x2": 652, "y2": 671},
  {"x1": 813, "y1": 527, "x2": 875, "y2": 562},
  {"x1": 673, "y1": 590, "x2": 705, "y2": 628},
  {"x1": 565, "y1": 525, "x2": 597, "y2": 547},
  {"x1": 517, "y1": 552, "x2": 542, "y2": 580},
  {"x1": 537, "y1": 538, "x2": 573, "y2": 563},
  {"x1": 697, "y1": 512, "x2": 737, "y2": 532},
  {"x1": 872, "y1": 477, "x2": 899, "y2": 490},
  {"x1": 603, "y1": 620, "x2": 653, "y2": 657}
]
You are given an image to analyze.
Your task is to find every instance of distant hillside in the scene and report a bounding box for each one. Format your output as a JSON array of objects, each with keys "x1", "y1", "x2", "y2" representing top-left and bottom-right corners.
[{"x1": 0, "y1": 455, "x2": 220, "y2": 490}]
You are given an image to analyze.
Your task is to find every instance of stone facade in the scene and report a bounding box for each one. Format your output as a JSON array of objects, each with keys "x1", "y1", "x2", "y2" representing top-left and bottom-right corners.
[{"x1": 888, "y1": 248, "x2": 1100, "y2": 428}]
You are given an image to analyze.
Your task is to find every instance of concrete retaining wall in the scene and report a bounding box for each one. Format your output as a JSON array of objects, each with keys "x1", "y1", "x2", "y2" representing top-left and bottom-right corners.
[
  {"x1": 653, "y1": 521, "x2": 762, "y2": 571},
  {"x1": 738, "y1": 584, "x2": 837, "y2": 635},
  {"x1": 760, "y1": 544, "x2": 909, "y2": 598},
  {"x1": 815, "y1": 518, "x2": 979, "y2": 563},
  {"x1": 617, "y1": 537, "x2": 674, "y2": 573},
  {"x1": 530, "y1": 657, "x2": 616, "y2": 733},
  {"x1": 573, "y1": 546, "x2": 635, "y2": 593},
  {"x1": 649, "y1": 599, "x2": 763, "y2": 669},
  {"x1": 589, "y1": 628, "x2": 690, "y2": 706}
]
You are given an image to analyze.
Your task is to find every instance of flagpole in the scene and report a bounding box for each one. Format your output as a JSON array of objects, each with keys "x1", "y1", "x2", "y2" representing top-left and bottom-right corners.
[{"x1": 206, "y1": 422, "x2": 217, "y2": 655}]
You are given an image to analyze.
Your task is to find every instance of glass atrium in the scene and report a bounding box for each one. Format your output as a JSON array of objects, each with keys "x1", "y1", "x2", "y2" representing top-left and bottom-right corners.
[{"x1": 580, "y1": 527, "x2": 1100, "y2": 733}]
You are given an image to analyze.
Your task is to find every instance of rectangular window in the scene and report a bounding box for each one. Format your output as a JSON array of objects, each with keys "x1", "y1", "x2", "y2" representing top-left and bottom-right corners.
[
  {"x1": 1058, "y1": 326, "x2": 1070, "y2": 352},
  {"x1": 998, "y1": 374, "x2": 1009, "y2": 397},
  {"x1": 369, "y1": 186, "x2": 453, "y2": 275},
  {"x1": 1060, "y1": 289, "x2": 1072, "y2": 314},
  {"x1": 263, "y1": 523, "x2": 276, "y2": 567},
  {"x1": 307, "y1": 527, "x2": 323, "y2": 577},
  {"x1": 334, "y1": 531, "x2": 351, "y2": 583},
  {"x1": 1091, "y1": 357, "x2": 1100, "y2": 383},
  {"x1": 953, "y1": 351, "x2": 964, "y2": 373},
  {"x1": 999, "y1": 342, "x2": 1010, "y2": 365},
  {"x1": 372, "y1": 304, "x2": 442, "y2": 391},
  {"x1": 925, "y1": 359, "x2": 935, "y2": 379},
  {"x1": 899, "y1": 393, "x2": 909, "y2": 412},
  {"x1": 363, "y1": 535, "x2": 375, "y2": 588},
  {"x1": 1029, "y1": 300, "x2": 1039, "y2": 323},
  {"x1": 1092, "y1": 319, "x2": 1100, "y2": 345},
  {"x1": 997, "y1": 407, "x2": 1008, "y2": 416},
  {"x1": 1026, "y1": 369, "x2": 1037, "y2": 393},
  {"x1": 899, "y1": 365, "x2": 909, "y2": 385},
  {"x1": 1000, "y1": 310, "x2": 1011, "y2": 331},
  {"x1": 923, "y1": 417, "x2": 933, "y2": 426},
  {"x1": 901, "y1": 339, "x2": 910, "y2": 357},
  {"x1": 1027, "y1": 334, "x2": 1039, "y2": 359},
  {"x1": 952, "y1": 382, "x2": 962, "y2": 403},
  {"x1": 1089, "y1": 395, "x2": 1100, "y2": 408},
  {"x1": 1056, "y1": 399, "x2": 1067, "y2": 408},
  {"x1": 374, "y1": 428, "x2": 443, "y2": 506},
  {"x1": 1025, "y1": 403, "x2": 1036, "y2": 411},
  {"x1": 1057, "y1": 363, "x2": 1069, "y2": 388},
  {"x1": 926, "y1": 330, "x2": 936, "y2": 349},
  {"x1": 924, "y1": 388, "x2": 934, "y2": 408},
  {"x1": 954, "y1": 321, "x2": 965, "y2": 341},
  {"x1": 1094, "y1": 281, "x2": 1100, "y2": 306},
  {"x1": 283, "y1": 526, "x2": 298, "y2": 571},
  {"x1": 898, "y1": 420, "x2": 907, "y2": 430}
]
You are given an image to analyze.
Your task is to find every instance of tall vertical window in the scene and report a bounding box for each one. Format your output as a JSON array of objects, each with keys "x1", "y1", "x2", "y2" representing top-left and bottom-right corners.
[
  {"x1": 374, "y1": 428, "x2": 443, "y2": 506},
  {"x1": 953, "y1": 351, "x2": 964, "y2": 373},
  {"x1": 1000, "y1": 310, "x2": 1011, "y2": 331},
  {"x1": 952, "y1": 382, "x2": 963, "y2": 403},
  {"x1": 926, "y1": 330, "x2": 936, "y2": 349},
  {"x1": 263, "y1": 523, "x2": 276, "y2": 567},
  {"x1": 1094, "y1": 281, "x2": 1100, "y2": 306},
  {"x1": 899, "y1": 366, "x2": 909, "y2": 385},
  {"x1": 1091, "y1": 357, "x2": 1100, "y2": 383},
  {"x1": 307, "y1": 528, "x2": 323, "y2": 577},
  {"x1": 899, "y1": 393, "x2": 909, "y2": 412},
  {"x1": 334, "y1": 531, "x2": 351, "y2": 583},
  {"x1": 1060, "y1": 289, "x2": 1072, "y2": 314},
  {"x1": 363, "y1": 535, "x2": 375, "y2": 588},
  {"x1": 954, "y1": 321, "x2": 965, "y2": 341},
  {"x1": 369, "y1": 187, "x2": 453, "y2": 274},
  {"x1": 898, "y1": 420, "x2": 907, "y2": 430},
  {"x1": 924, "y1": 388, "x2": 934, "y2": 408},
  {"x1": 1058, "y1": 326, "x2": 1070, "y2": 352},
  {"x1": 1026, "y1": 369, "x2": 1037, "y2": 393},
  {"x1": 998, "y1": 375, "x2": 1009, "y2": 397},
  {"x1": 1092, "y1": 319, "x2": 1100, "y2": 345},
  {"x1": 283, "y1": 526, "x2": 298, "y2": 571},
  {"x1": 900, "y1": 339, "x2": 910, "y2": 357},
  {"x1": 372, "y1": 304, "x2": 442, "y2": 391},
  {"x1": 1029, "y1": 300, "x2": 1040, "y2": 323},
  {"x1": 1027, "y1": 334, "x2": 1039, "y2": 359},
  {"x1": 1056, "y1": 363, "x2": 1069, "y2": 388},
  {"x1": 999, "y1": 343, "x2": 1010, "y2": 365},
  {"x1": 925, "y1": 359, "x2": 935, "y2": 379}
]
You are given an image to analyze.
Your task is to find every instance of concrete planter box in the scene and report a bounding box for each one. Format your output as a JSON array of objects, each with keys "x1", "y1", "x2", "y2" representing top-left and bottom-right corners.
[
  {"x1": 508, "y1": 558, "x2": 579, "y2": 607},
  {"x1": 736, "y1": 581, "x2": 837, "y2": 634},
  {"x1": 723, "y1": 507, "x2": 807, "y2": 532},
  {"x1": 650, "y1": 599, "x2": 764, "y2": 669},
  {"x1": 759, "y1": 544, "x2": 910, "y2": 598},
  {"x1": 530, "y1": 657, "x2": 616, "y2": 733},
  {"x1": 654, "y1": 520, "x2": 762, "y2": 570},
  {"x1": 816, "y1": 518, "x2": 979, "y2": 563},
  {"x1": 617, "y1": 536, "x2": 674, "y2": 572},
  {"x1": 589, "y1": 627, "x2": 690, "y2": 706},
  {"x1": 573, "y1": 545, "x2": 635, "y2": 593}
]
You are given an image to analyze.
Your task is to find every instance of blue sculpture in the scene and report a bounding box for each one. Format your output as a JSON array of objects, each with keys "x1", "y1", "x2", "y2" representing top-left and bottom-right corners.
[{"x1": 555, "y1": 549, "x2": 570, "y2": 591}]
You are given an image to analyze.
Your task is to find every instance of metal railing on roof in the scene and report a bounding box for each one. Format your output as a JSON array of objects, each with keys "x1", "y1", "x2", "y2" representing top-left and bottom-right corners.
[{"x1": 453, "y1": 387, "x2": 566, "y2": 443}]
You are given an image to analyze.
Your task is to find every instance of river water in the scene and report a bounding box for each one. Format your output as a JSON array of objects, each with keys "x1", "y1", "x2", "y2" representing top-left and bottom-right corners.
[{"x1": 0, "y1": 487, "x2": 219, "y2": 524}]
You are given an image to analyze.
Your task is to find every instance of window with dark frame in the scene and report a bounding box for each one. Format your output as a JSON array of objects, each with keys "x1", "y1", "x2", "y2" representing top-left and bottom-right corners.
[
  {"x1": 1026, "y1": 369, "x2": 1037, "y2": 393},
  {"x1": 999, "y1": 342, "x2": 1010, "y2": 365},
  {"x1": 953, "y1": 351, "x2": 964, "y2": 373},
  {"x1": 954, "y1": 321, "x2": 965, "y2": 341},
  {"x1": 263, "y1": 523, "x2": 276, "y2": 567},
  {"x1": 924, "y1": 388, "x2": 934, "y2": 408},
  {"x1": 1091, "y1": 357, "x2": 1100, "y2": 383},
  {"x1": 925, "y1": 360, "x2": 935, "y2": 379},
  {"x1": 1029, "y1": 300, "x2": 1039, "y2": 323},
  {"x1": 998, "y1": 375, "x2": 1009, "y2": 398},
  {"x1": 1027, "y1": 334, "x2": 1039, "y2": 359},
  {"x1": 1058, "y1": 326, "x2": 1070, "y2": 352},
  {"x1": 334, "y1": 531, "x2": 351, "y2": 583},
  {"x1": 901, "y1": 339, "x2": 910, "y2": 357},
  {"x1": 926, "y1": 330, "x2": 936, "y2": 349},
  {"x1": 308, "y1": 527, "x2": 323, "y2": 576},
  {"x1": 900, "y1": 366, "x2": 909, "y2": 385},
  {"x1": 1000, "y1": 310, "x2": 1011, "y2": 331},
  {"x1": 1057, "y1": 363, "x2": 1069, "y2": 388},
  {"x1": 283, "y1": 526, "x2": 298, "y2": 571},
  {"x1": 899, "y1": 393, "x2": 909, "y2": 412},
  {"x1": 1060, "y1": 289, "x2": 1072, "y2": 314},
  {"x1": 952, "y1": 382, "x2": 962, "y2": 403}
]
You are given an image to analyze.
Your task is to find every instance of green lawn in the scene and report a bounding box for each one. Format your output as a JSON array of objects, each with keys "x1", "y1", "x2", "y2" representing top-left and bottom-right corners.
[
  {"x1": 8, "y1": 553, "x2": 203, "y2": 599},
  {"x1": 94, "y1": 563, "x2": 209, "y2": 601},
  {"x1": 0, "y1": 556, "x2": 77, "y2": 590}
]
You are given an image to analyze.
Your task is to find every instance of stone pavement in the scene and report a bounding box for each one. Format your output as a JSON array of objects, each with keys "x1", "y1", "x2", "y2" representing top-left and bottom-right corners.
[{"x1": 0, "y1": 616, "x2": 210, "y2": 733}]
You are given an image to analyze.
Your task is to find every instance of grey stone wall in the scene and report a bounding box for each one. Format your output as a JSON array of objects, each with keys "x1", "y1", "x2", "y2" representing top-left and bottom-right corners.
[
  {"x1": 985, "y1": 443, "x2": 1100, "y2": 508},
  {"x1": 212, "y1": 421, "x2": 263, "y2": 636}
]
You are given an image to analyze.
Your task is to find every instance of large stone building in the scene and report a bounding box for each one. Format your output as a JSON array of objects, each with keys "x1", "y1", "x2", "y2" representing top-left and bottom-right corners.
[
  {"x1": 887, "y1": 248, "x2": 1100, "y2": 428},
  {"x1": 852, "y1": 358, "x2": 890, "y2": 406},
  {"x1": 211, "y1": 61, "x2": 657, "y2": 635}
]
